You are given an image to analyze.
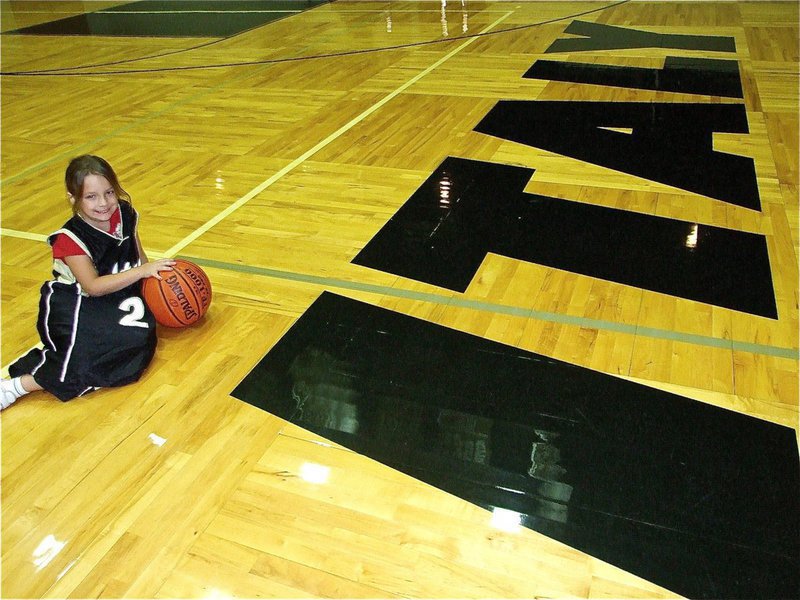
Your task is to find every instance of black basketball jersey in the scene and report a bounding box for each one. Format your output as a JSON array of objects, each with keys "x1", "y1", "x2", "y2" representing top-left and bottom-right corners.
[
  {"x1": 9, "y1": 201, "x2": 158, "y2": 401},
  {"x1": 49, "y1": 200, "x2": 141, "y2": 281}
]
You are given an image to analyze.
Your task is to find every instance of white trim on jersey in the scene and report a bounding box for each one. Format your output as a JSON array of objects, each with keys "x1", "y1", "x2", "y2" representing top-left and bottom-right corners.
[
  {"x1": 59, "y1": 287, "x2": 83, "y2": 382},
  {"x1": 52, "y1": 258, "x2": 78, "y2": 285},
  {"x1": 30, "y1": 348, "x2": 48, "y2": 377},
  {"x1": 42, "y1": 282, "x2": 56, "y2": 351},
  {"x1": 50, "y1": 228, "x2": 93, "y2": 258}
]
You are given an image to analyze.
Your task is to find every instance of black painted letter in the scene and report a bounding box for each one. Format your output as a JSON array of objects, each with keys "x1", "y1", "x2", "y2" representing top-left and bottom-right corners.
[
  {"x1": 353, "y1": 157, "x2": 775, "y2": 318},
  {"x1": 474, "y1": 101, "x2": 760, "y2": 210},
  {"x1": 545, "y1": 20, "x2": 736, "y2": 53},
  {"x1": 524, "y1": 57, "x2": 743, "y2": 98}
]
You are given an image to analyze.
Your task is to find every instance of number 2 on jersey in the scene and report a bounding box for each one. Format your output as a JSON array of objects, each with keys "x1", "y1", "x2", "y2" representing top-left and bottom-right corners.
[{"x1": 118, "y1": 296, "x2": 149, "y2": 328}]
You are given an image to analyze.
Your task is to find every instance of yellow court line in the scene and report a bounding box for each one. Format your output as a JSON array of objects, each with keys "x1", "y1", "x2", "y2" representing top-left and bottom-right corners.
[
  {"x1": 0, "y1": 228, "x2": 165, "y2": 261},
  {"x1": 0, "y1": 228, "x2": 48, "y2": 242},
  {"x1": 162, "y1": 10, "x2": 515, "y2": 258},
  {"x1": 1, "y1": 229, "x2": 167, "y2": 260}
]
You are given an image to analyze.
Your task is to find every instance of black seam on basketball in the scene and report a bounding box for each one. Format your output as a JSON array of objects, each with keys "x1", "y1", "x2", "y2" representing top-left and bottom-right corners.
[
  {"x1": 170, "y1": 275, "x2": 192, "y2": 325},
  {"x1": 185, "y1": 262, "x2": 211, "y2": 307},
  {"x1": 152, "y1": 276, "x2": 185, "y2": 326},
  {"x1": 183, "y1": 261, "x2": 211, "y2": 308},
  {"x1": 144, "y1": 262, "x2": 209, "y2": 327},
  {"x1": 178, "y1": 268, "x2": 203, "y2": 316},
  {"x1": 158, "y1": 278, "x2": 183, "y2": 326}
]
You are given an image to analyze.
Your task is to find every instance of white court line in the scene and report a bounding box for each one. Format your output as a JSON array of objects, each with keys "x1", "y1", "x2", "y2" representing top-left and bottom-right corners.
[
  {"x1": 1, "y1": 11, "x2": 512, "y2": 373},
  {"x1": 163, "y1": 10, "x2": 514, "y2": 258}
]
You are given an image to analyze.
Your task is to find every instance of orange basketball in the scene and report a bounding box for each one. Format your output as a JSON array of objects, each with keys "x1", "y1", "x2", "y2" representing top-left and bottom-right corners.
[{"x1": 142, "y1": 259, "x2": 212, "y2": 328}]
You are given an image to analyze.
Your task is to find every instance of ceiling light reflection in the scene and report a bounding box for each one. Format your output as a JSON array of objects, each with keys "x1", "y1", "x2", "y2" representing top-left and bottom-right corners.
[
  {"x1": 686, "y1": 224, "x2": 699, "y2": 249},
  {"x1": 148, "y1": 433, "x2": 167, "y2": 447},
  {"x1": 32, "y1": 534, "x2": 66, "y2": 571},
  {"x1": 490, "y1": 507, "x2": 522, "y2": 533},
  {"x1": 439, "y1": 174, "x2": 452, "y2": 206},
  {"x1": 300, "y1": 462, "x2": 330, "y2": 484}
]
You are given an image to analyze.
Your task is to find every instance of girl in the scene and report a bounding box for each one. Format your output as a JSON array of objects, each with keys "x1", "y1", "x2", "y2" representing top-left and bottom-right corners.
[{"x1": 1, "y1": 155, "x2": 174, "y2": 410}]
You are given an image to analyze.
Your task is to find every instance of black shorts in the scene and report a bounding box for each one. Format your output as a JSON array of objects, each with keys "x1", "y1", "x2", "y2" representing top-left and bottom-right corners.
[{"x1": 9, "y1": 281, "x2": 157, "y2": 401}]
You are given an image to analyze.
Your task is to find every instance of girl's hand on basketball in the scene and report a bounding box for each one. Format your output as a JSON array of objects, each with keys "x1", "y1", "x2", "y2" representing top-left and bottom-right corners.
[{"x1": 142, "y1": 259, "x2": 176, "y2": 280}]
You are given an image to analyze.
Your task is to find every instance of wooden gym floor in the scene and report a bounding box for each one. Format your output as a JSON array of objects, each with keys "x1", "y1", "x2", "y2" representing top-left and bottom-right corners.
[{"x1": 1, "y1": 1, "x2": 798, "y2": 598}]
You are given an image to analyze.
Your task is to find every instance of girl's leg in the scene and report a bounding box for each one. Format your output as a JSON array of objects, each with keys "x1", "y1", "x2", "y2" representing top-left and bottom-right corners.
[
  {"x1": 20, "y1": 374, "x2": 44, "y2": 392},
  {"x1": 1, "y1": 374, "x2": 43, "y2": 410}
]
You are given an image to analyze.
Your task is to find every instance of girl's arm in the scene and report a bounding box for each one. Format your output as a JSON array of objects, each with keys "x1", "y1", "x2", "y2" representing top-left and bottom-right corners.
[
  {"x1": 135, "y1": 231, "x2": 149, "y2": 264},
  {"x1": 64, "y1": 249, "x2": 174, "y2": 297}
]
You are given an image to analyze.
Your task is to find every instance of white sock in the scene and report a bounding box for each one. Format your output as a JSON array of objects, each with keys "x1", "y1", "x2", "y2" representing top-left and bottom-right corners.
[{"x1": 2, "y1": 377, "x2": 27, "y2": 409}]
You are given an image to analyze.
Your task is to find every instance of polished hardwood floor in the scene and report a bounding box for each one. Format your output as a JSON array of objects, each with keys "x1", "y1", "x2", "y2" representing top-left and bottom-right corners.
[{"x1": 1, "y1": 1, "x2": 798, "y2": 598}]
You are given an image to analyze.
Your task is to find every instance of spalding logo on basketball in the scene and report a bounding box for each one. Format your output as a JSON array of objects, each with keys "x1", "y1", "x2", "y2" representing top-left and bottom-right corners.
[{"x1": 142, "y1": 259, "x2": 212, "y2": 328}]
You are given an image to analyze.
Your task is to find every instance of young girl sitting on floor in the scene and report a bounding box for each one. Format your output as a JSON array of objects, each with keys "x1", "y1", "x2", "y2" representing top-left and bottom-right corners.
[{"x1": 2, "y1": 155, "x2": 174, "y2": 410}]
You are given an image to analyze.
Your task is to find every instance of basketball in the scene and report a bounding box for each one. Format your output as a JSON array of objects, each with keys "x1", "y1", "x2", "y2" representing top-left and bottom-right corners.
[{"x1": 142, "y1": 259, "x2": 212, "y2": 328}]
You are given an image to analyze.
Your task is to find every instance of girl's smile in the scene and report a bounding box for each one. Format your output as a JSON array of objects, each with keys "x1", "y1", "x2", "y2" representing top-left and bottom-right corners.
[{"x1": 72, "y1": 173, "x2": 119, "y2": 232}]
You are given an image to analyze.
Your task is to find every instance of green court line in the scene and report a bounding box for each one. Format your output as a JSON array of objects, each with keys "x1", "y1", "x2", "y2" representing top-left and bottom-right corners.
[{"x1": 182, "y1": 256, "x2": 800, "y2": 361}]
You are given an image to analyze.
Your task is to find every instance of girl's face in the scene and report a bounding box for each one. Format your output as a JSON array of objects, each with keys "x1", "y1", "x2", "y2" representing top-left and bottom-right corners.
[{"x1": 70, "y1": 173, "x2": 119, "y2": 231}]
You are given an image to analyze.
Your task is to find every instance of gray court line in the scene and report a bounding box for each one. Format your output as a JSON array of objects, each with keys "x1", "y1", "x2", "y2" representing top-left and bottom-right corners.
[{"x1": 182, "y1": 256, "x2": 800, "y2": 360}]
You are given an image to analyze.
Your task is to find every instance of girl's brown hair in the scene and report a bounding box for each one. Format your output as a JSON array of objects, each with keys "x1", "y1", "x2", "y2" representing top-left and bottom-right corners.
[{"x1": 65, "y1": 155, "x2": 130, "y2": 214}]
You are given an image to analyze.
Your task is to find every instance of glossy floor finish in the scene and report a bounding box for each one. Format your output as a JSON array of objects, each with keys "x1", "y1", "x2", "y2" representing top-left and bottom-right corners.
[
  {"x1": 479, "y1": 20, "x2": 761, "y2": 210},
  {"x1": 544, "y1": 20, "x2": 738, "y2": 53},
  {"x1": 2, "y1": 1, "x2": 798, "y2": 598},
  {"x1": 524, "y1": 57, "x2": 744, "y2": 98},
  {"x1": 6, "y1": 0, "x2": 330, "y2": 37},
  {"x1": 475, "y1": 101, "x2": 761, "y2": 211},
  {"x1": 233, "y1": 292, "x2": 800, "y2": 599},
  {"x1": 353, "y1": 156, "x2": 777, "y2": 317}
]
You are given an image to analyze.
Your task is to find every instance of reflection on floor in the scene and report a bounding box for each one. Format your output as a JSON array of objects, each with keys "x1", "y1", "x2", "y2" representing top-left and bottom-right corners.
[
  {"x1": 353, "y1": 156, "x2": 776, "y2": 317},
  {"x1": 544, "y1": 20, "x2": 737, "y2": 53},
  {"x1": 523, "y1": 57, "x2": 743, "y2": 97},
  {"x1": 5, "y1": 0, "x2": 330, "y2": 38},
  {"x1": 232, "y1": 292, "x2": 800, "y2": 599},
  {"x1": 475, "y1": 101, "x2": 761, "y2": 211}
]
